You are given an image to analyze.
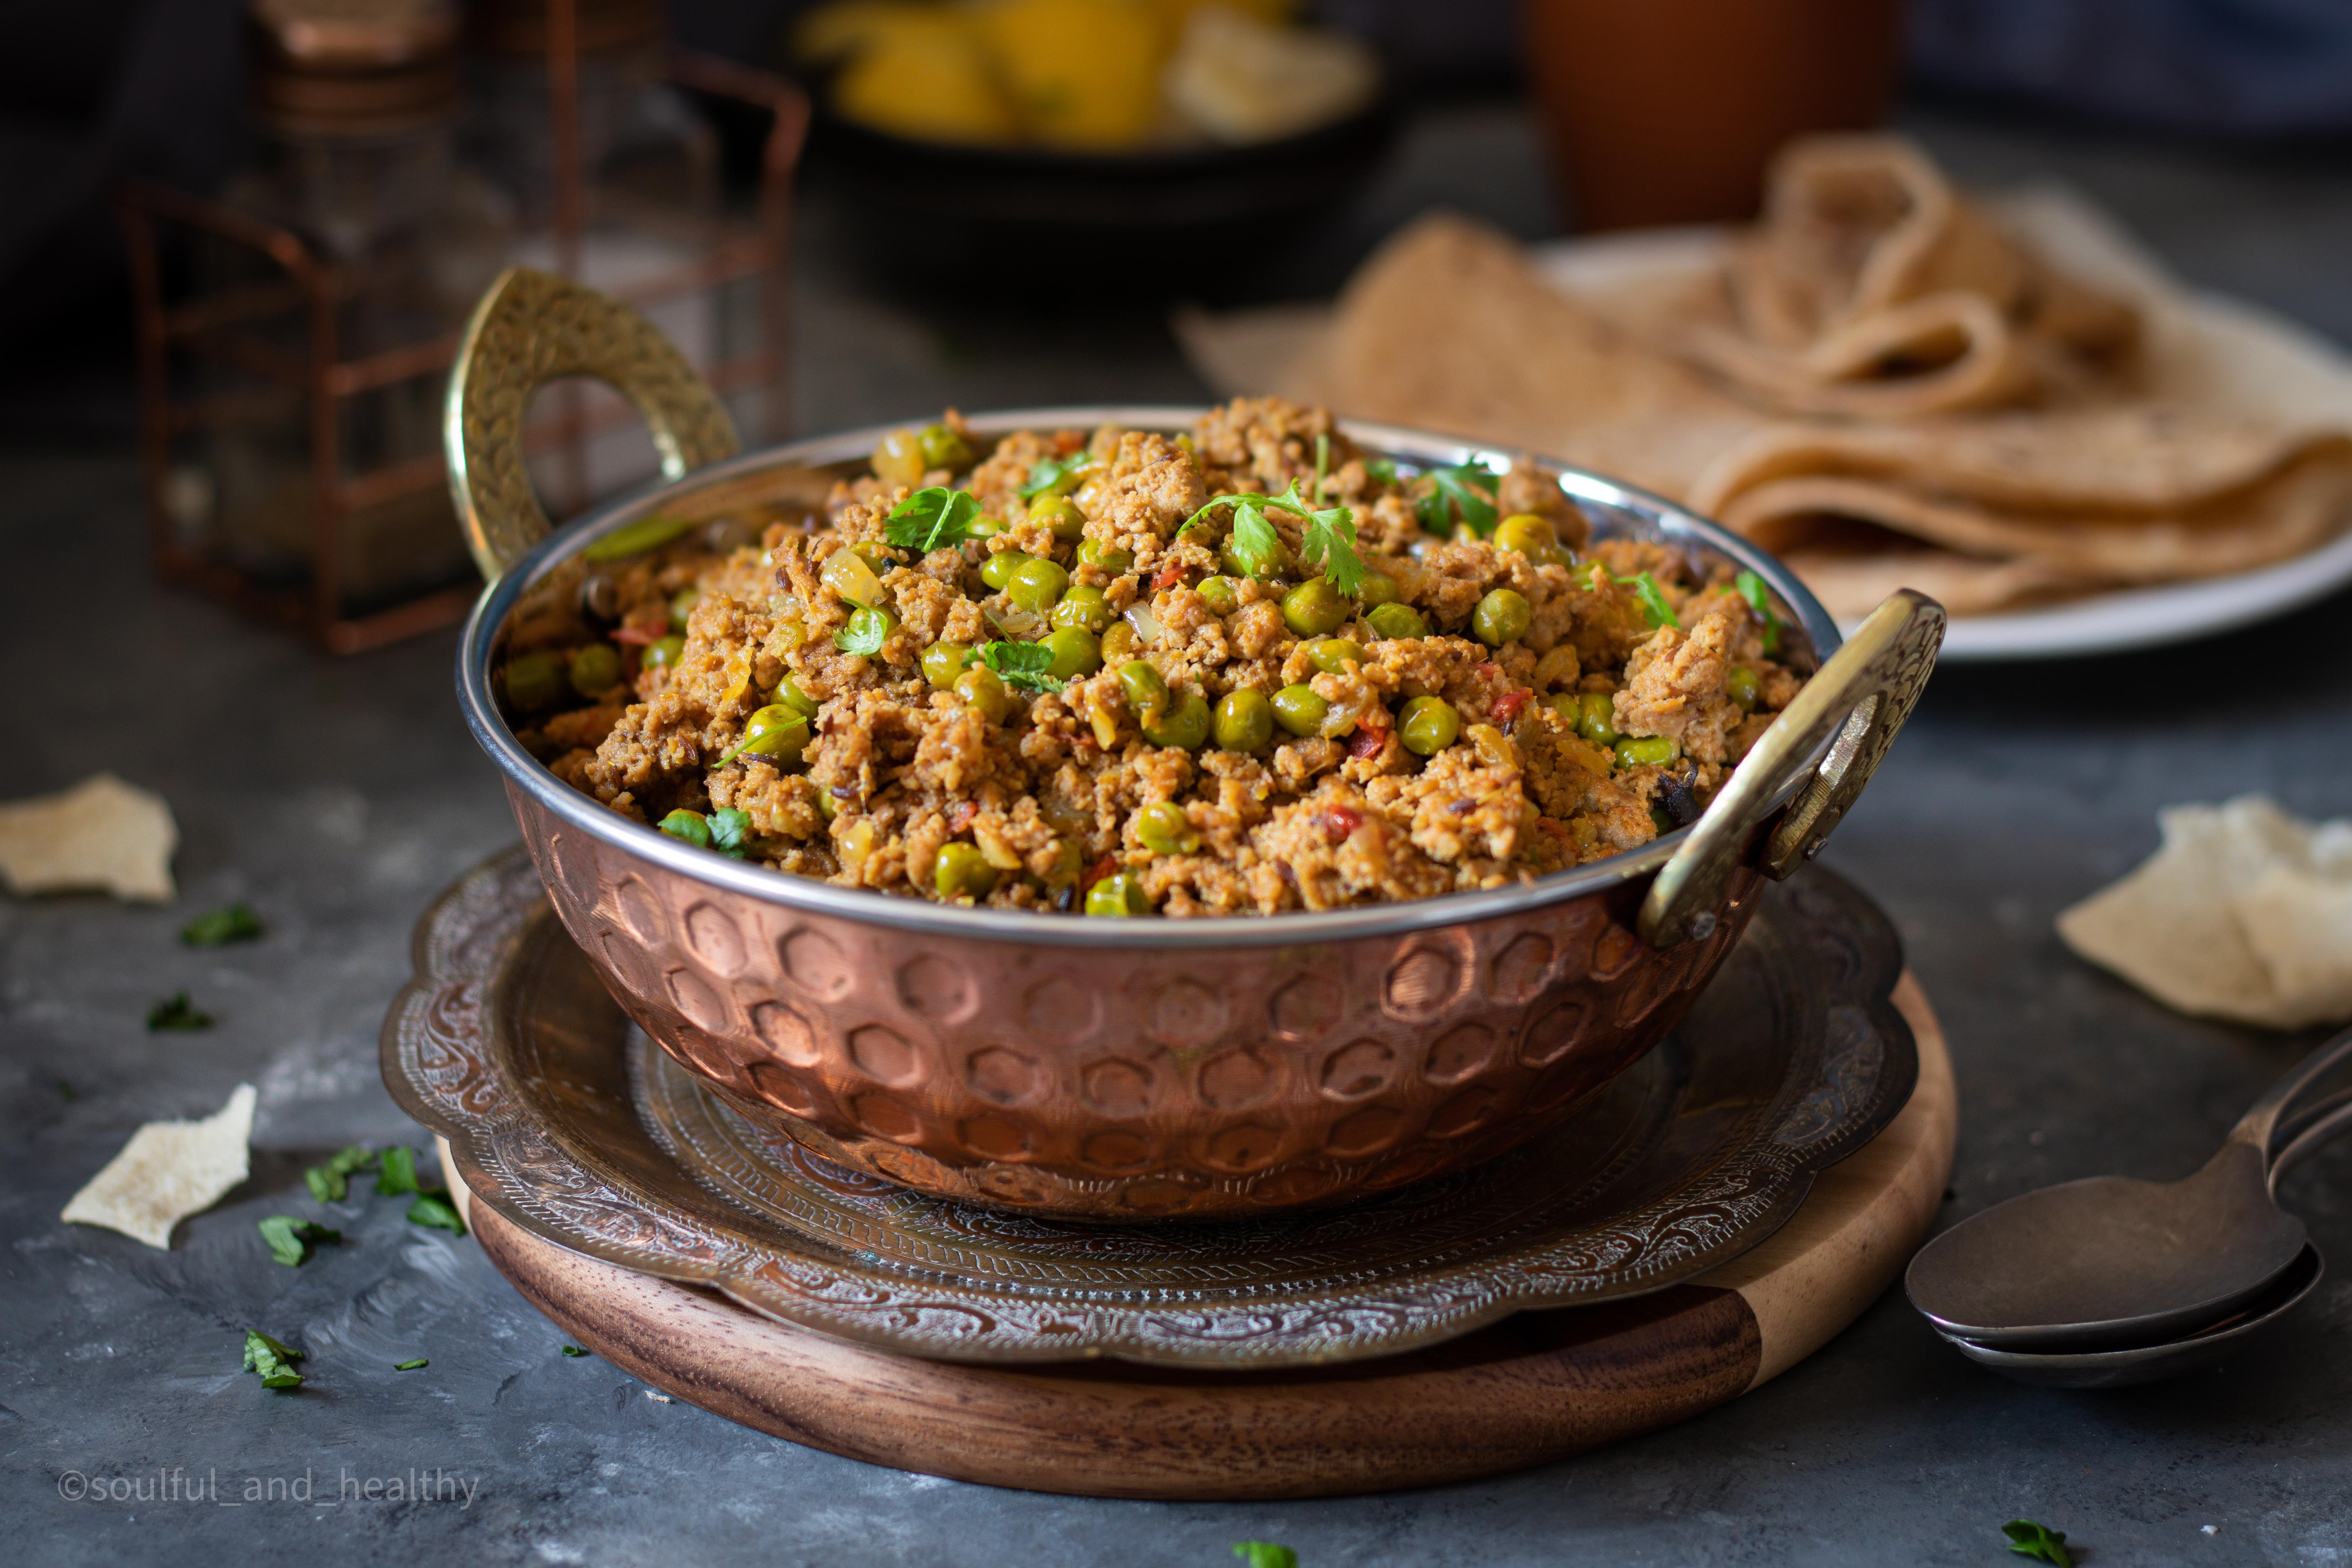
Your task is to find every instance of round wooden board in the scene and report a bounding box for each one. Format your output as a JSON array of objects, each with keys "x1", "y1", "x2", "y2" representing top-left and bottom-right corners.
[{"x1": 445, "y1": 974, "x2": 1955, "y2": 1501}]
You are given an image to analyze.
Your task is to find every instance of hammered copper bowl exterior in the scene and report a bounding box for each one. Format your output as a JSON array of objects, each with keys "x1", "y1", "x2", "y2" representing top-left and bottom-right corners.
[{"x1": 515, "y1": 783, "x2": 1764, "y2": 1220}]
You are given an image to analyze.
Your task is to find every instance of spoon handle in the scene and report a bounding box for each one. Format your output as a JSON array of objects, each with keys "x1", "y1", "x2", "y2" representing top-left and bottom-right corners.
[
  {"x1": 2232, "y1": 1023, "x2": 2352, "y2": 1158},
  {"x1": 2272, "y1": 1084, "x2": 2352, "y2": 1192}
]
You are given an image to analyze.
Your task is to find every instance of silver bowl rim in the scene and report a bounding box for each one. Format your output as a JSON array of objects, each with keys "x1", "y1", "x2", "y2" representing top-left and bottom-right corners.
[{"x1": 456, "y1": 406, "x2": 1842, "y2": 950}]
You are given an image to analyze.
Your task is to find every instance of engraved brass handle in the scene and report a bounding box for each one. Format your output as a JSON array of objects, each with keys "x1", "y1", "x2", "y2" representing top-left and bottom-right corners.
[
  {"x1": 444, "y1": 267, "x2": 741, "y2": 580},
  {"x1": 1639, "y1": 589, "x2": 1946, "y2": 948}
]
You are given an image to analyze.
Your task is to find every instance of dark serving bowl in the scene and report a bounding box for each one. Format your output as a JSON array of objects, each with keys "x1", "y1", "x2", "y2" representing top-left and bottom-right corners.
[{"x1": 440, "y1": 267, "x2": 1945, "y2": 1221}]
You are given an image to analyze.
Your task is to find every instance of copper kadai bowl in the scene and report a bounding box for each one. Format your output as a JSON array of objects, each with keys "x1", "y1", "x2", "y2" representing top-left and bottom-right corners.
[{"x1": 442, "y1": 269, "x2": 1945, "y2": 1221}]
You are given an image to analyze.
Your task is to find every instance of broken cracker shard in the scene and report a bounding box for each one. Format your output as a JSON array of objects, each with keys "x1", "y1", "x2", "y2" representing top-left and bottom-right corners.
[
  {"x1": 0, "y1": 772, "x2": 178, "y2": 902},
  {"x1": 61, "y1": 1085, "x2": 256, "y2": 1248}
]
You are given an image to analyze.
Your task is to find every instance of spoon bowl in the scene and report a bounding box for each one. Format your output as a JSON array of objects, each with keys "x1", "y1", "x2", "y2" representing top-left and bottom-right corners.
[{"x1": 1935, "y1": 1244, "x2": 2323, "y2": 1389}]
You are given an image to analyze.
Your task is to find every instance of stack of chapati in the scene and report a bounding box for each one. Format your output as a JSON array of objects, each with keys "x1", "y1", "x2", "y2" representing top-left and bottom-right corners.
[{"x1": 1179, "y1": 135, "x2": 2352, "y2": 619}]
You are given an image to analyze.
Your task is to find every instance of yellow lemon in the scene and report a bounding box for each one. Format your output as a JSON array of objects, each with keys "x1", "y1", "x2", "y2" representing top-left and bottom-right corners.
[
  {"x1": 974, "y1": 0, "x2": 1166, "y2": 151},
  {"x1": 831, "y1": 17, "x2": 1022, "y2": 144}
]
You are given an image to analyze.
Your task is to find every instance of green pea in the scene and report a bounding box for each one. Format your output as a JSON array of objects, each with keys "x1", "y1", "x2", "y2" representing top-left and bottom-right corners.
[
  {"x1": 1049, "y1": 584, "x2": 1110, "y2": 632},
  {"x1": 1366, "y1": 603, "x2": 1427, "y2": 641},
  {"x1": 1271, "y1": 684, "x2": 1327, "y2": 737},
  {"x1": 1213, "y1": 688, "x2": 1273, "y2": 752},
  {"x1": 1135, "y1": 801, "x2": 1200, "y2": 856},
  {"x1": 1356, "y1": 570, "x2": 1400, "y2": 606},
  {"x1": 1006, "y1": 557, "x2": 1071, "y2": 613},
  {"x1": 1493, "y1": 513, "x2": 1561, "y2": 561},
  {"x1": 774, "y1": 673, "x2": 821, "y2": 717},
  {"x1": 1027, "y1": 493, "x2": 1087, "y2": 542},
  {"x1": 657, "y1": 809, "x2": 711, "y2": 848},
  {"x1": 1195, "y1": 575, "x2": 1238, "y2": 615},
  {"x1": 668, "y1": 588, "x2": 700, "y2": 632},
  {"x1": 955, "y1": 666, "x2": 1010, "y2": 724},
  {"x1": 1543, "y1": 692, "x2": 1581, "y2": 720},
  {"x1": 917, "y1": 422, "x2": 974, "y2": 472},
  {"x1": 1118, "y1": 660, "x2": 1169, "y2": 724},
  {"x1": 1099, "y1": 621, "x2": 1139, "y2": 663},
  {"x1": 1141, "y1": 690, "x2": 1211, "y2": 750},
  {"x1": 979, "y1": 550, "x2": 1031, "y2": 591},
  {"x1": 1615, "y1": 735, "x2": 1681, "y2": 768},
  {"x1": 1042, "y1": 627, "x2": 1101, "y2": 680},
  {"x1": 840, "y1": 605, "x2": 897, "y2": 650},
  {"x1": 568, "y1": 643, "x2": 622, "y2": 697},
  {"x1": 1077, "y1": 539, "x2": 1133, "y2": 574},
  {"x1": 504, "y1": 650, "x2": 568, "y2": 711},
  {"x1": 641, "y1": 635, "x2": 686, "y2": 671},
  {"x1": 1305, "y1": 637, "x2": 1363, "y2": 674},
  {"x1": 1471, "y1": 587, "x2": 1533, "y2": 648},
  {"x1": 969, "y1": 511, "x2": 1004, "y2": 540},
  {"x1": 1399, "y1": 695, "x2": 1460, "y2": 756},
  {"x1": 728, "y1": 704, "x2": 811, "y2": 767},
  {"x1": 1727, "y1": 665, "x2": 1761, "y2": 712},
  {"x1": 921, "y1": 641, "x2": 971, "y2": 688},
  {"x1": 1085, "y1": 870, "x2": 1153, "y2": 917},
  {"x1": 1281, "y1": 577, "x2": 1352, "y2": 638},
  {"x1": 1577, "y1": 692, "x2": 1619, "y2": 746},
  {"x1": 1221, "y1": 531, "x2": 1292, "y2": 581},
  {"x1": 933, "y1": 842, "x2": 998, "y2": 900}
]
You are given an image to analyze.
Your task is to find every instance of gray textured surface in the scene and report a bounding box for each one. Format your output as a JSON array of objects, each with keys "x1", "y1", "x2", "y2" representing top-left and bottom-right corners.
[{"x1": 7, "y1": 101, "x2": 2352, "y2": 1567}]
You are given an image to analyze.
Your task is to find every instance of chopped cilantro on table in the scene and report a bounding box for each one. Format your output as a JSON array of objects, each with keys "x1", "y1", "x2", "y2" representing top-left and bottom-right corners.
[
  {"x1": 147, "y1": 992, "x2": 213, "y2": 1031},
  {"x1": 1735, "y1": 567, "x2": 1784, "y2": 655},
  {"x1": 375, "y1": 1145, "x2": 468, "y2": 1235},
  {"x1": 561, "y1": 1345, "x2": 589, "y2": 1358},
  {"x1": 979, "y1": 640, "x2": 1064, "y2": 694},
  {"x1": 1616, "y1": 571, "x2": 1680, "y2": 630},
  {"x1": 180, "y1": 903, "x2": 262, "y2": 946},
  {"x1": 2003, "y1": 1520, "x2": 2073, "y2": 1566},
  {"x1": 242, "y1": 1329, "x2": 305, "y2": 1391},
  {"x1": 1231, "y1": 1545, "x2": 1298, "y2": 1568},
  {"x1": 393, "y1": 1358, "x2": 428, "y2": 1371},
  {"x1": 884, "y1": 486, "x2": 982, "y2": 553},
  {"x1": 257, "y1": 1215, "x2": 340, "y2": 1267},
  {"x1": 305, "y1": 1144, "x2": 377, "y2": 1203},
  {"x1": 1415, "y1": 459, "x2": 1500, "y2": 536},
  {"x1": 1015, "y1": 452, "x2": 1093, "y2": 497}
]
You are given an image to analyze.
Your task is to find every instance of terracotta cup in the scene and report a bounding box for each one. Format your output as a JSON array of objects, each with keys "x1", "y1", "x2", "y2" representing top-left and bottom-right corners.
[{"x1": 1520, "y1": 0, "x2": 1906, "y2": 230}]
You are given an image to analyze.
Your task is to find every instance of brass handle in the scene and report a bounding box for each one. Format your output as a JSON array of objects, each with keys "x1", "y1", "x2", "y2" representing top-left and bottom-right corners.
[
  {"x1": 1639, "y1": 589, "x2": 1946, "y2": 947},
  {"x1": 444, "y1": 267, "x2": 741, "y2": 580}
]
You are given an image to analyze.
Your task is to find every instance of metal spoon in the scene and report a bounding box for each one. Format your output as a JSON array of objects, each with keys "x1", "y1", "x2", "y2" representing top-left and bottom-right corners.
[
  {"x1": 1907, "y1": 1027, "x2": 2352, "y2": 1353},
  {"x1": 1932, "y1": 1243, "x2": 2325, "y2": 1389}
]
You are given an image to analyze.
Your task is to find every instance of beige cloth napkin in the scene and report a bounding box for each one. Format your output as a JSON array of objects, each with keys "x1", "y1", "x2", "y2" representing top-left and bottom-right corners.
[{"x1": 2058, "y1": 797, "x2": 2352, "y2": 1029}]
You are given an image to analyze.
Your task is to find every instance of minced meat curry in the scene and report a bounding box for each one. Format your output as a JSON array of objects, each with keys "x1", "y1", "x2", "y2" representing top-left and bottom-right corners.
[{"x1": 499, "y1": 398, "x2": 1809, "y2": 917}]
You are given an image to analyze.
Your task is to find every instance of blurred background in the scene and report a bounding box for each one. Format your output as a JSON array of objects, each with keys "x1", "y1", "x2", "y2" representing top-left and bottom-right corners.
[{"x1": 9, "y1": 0, "x2": 2352, "y2": 650}]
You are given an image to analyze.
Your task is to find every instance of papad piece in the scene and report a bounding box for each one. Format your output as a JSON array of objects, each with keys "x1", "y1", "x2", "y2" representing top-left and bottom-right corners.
[
  {"x1": 0, "y1": 773, "x2": 178, "y2": 903},
  {"x1": 2058, "y1": 797, "x2": 2352, "y2": 1030},
  {"x1": 62, "y1": 1084, "x2": 257, "y2": 1248}
]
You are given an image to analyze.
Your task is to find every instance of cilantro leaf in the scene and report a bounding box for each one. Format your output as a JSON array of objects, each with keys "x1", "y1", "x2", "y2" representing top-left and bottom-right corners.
[
  {"x1": 1015, "y1": 453, "x2": 1092, "y2": 498},
  {"x1": 1232, "y1": 1546, "x2": 1297, "y2": 1568},
  {"x1": 304, "y1": 1145, "x2": 376, "y2": 1203},
  {"x1": 393, "y1": 1358, "x2": 428, "y2": 1371},
  {"x1": 2003, "y1": 1520, "x2": 2073, "y2": 1567},
  {"x1": 884, "y1": 486, "x2": 982, "y2": 553},
  {"x1": 561, "y1": 1345, "x2": 589, "y2": 1358},
  {"x1": 242, "y1": 1329, "x2": 305, "y2": 1391},
  {"x1": 1735, "y1": 568, "x2": 1783, "y2": 655},
  {"x1": 1417, "y1": 460, "x2": 1499, "y2": 536},
  {"x1": 1298, "y1": 498, "x2": 1366, "y2": 597},
  {"x1": 375, "y1": 1145, "x2": 425, "y2": 1196},
  {"x1": 181, "y1": 903, "x2": 262, "y2": 946},
  {"x1": 257, "y1": 1215, "x2": 340, "y2": 1267},
  {"x1": 407, "y1": 1195, "x2": 466, "y2": 1235},
  {"x1": 1225, "y1": 495, "x2": 1285, "y2": 580},
  {"x1": 708, "y1": 808, "x2": 754, "y2": 860},
  {"x1": 1364, "y1": 458, "x2": 1398, "y2": 484},
  {"x1": 1616, "y1": 571, "x2": 1680, "y2": 630},
  {"x1": 147, "y1": 992, "x2": 213, "y2": 1031},
  {"x1": 980, "y1": 640, "x2": 1064, "y2": 694}
]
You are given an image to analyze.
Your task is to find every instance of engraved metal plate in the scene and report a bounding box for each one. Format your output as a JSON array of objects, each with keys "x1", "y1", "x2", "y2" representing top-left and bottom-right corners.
[{"x1": 384, "y1": 848, "x2": 1916, "y2": 1369}]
